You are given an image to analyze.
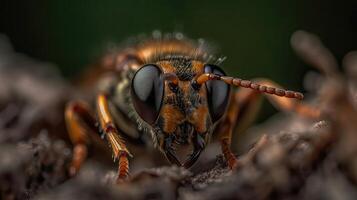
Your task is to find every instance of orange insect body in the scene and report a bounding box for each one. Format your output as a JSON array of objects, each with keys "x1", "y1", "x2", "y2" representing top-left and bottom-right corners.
[{"x1": 65, "y1": 32, "x2": 309, "y2": 182}]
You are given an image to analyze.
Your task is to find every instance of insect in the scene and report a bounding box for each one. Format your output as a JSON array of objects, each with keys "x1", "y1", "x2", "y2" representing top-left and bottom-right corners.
[{"x1": 65, "y1": 32, "x2": 319, "y2": 183}]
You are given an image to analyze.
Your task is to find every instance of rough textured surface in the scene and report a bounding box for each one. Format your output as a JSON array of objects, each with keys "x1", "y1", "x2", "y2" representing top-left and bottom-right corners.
[{"x1": 1, "y1": 31, "x2": 357, "y2": 200}]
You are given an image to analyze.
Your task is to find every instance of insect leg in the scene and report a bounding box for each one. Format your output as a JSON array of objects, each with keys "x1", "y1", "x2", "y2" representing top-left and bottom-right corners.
[
  {"x1": 218, "y1": 78, "x2": 320, "y2": 169},
  {"x1": 65, "y1": 101, "x2": 98, "y2": 177},
  {"x1": 96, "y1": 93, "x2": 132, "y2": 183},
  {"x1": 216, "y1": 91, "x2": 241, "y2": 169}
]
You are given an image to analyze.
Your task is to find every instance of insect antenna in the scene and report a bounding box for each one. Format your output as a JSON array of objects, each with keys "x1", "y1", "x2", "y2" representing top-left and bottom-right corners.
[{"x1": 194, "y1": 73, "x2": 304, "y2": 100}]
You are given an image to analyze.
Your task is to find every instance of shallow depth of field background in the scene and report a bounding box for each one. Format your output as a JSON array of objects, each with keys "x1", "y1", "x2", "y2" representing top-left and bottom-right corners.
[{"x1": 1, "y1": 0, "x2": 356, "y2": 119}]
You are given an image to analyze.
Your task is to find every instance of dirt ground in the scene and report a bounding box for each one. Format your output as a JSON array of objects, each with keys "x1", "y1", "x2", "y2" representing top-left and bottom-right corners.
[{"x1": 1, "y1": 31, "x2": 357, "y2": 200}]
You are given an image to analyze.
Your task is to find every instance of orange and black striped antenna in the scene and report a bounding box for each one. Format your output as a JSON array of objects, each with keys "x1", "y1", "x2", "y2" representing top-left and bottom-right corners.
[{"x1": 194, "y1": 73, "x2": 304, "y2": 100}]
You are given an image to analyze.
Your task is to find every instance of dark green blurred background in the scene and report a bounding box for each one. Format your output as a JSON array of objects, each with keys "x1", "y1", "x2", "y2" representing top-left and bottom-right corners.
[{"x1": 1, "y1": 0, "x2": 356, "y2": 118}]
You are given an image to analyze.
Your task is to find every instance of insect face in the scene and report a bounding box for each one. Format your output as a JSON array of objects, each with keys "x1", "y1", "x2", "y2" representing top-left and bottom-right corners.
[{"x1": 131, "y1": 60, "x2": 231, "y2": 167}]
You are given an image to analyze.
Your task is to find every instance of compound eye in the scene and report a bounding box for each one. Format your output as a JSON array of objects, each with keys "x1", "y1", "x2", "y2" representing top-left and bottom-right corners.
[
  {"x1": 131, "y1": 64, "x2": 164, "y2": 124},
  {"x1": 204, "y1": 64, "x2": 231, "y2": 123}
]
